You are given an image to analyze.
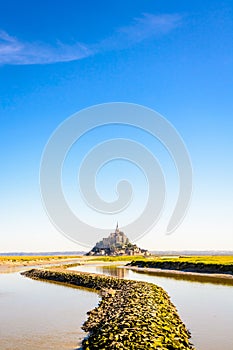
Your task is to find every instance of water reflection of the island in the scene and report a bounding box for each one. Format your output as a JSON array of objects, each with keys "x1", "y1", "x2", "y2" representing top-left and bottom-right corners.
[{"x1": 96, "y1": 265, "x2": 128, "y2": 278}]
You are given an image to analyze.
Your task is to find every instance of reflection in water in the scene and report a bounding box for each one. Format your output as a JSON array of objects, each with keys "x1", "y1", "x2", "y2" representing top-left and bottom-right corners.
[
  {"x1": 2, "y1": 264, "x2": 232, "y2": 350},
  {"x1": 96, "y1": 265, "x2": 128, "y2": 278},
  {"x1": 127, "y1": 268, "x2": 233, "y2": 286},
  {"x1": 71, "y1": 264, "x2": 233, "y2": 350}
]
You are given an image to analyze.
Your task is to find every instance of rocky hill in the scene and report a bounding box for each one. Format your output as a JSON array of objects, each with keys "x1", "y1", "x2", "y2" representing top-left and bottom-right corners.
[{"x1": 86, "y1": 223, "x2": 149, "y2": 256}]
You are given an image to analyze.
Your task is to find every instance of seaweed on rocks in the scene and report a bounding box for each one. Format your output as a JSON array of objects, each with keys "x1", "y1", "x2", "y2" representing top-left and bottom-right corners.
[{"x1": 22, "y1": 268, "x2": 195, "y2": 350}]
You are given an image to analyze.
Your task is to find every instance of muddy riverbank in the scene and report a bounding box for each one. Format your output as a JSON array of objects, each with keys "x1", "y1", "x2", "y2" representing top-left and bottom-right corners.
[
  {"x1": 124, "y1": 266, "x2": 233, "y2": 285},
  {"x1": 0, "y1": 256, "x2": 82, "y2": 273},
  {"x1": 127, "y1": 260, "x2": 233, "y2": 275}
]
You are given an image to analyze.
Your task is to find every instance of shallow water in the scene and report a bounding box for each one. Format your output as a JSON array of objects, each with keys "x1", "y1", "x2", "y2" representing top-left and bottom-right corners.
[
  {"x1": 70, "y1": 264, "x2": 233, "y2": 350},
  {"x1": 0, "y1": 272, "x2": 99, "y2": 350},
  {"x1": 1, "y1": 264, "x2": 232, "y2": 350}
]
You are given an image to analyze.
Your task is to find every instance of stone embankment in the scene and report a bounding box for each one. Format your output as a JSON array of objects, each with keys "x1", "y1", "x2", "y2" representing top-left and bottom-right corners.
[
  {"x1": 128, "y1": 260, "x2": 233, "y2": 275},
  {"x1": 22, "y1": 268, "x2": 195, "y2": 350}
]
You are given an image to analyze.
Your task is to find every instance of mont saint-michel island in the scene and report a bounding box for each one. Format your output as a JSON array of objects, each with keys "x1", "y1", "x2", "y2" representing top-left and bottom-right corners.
[{"x1": 86, "y1": 223, "x2": 150, "y2": 256}]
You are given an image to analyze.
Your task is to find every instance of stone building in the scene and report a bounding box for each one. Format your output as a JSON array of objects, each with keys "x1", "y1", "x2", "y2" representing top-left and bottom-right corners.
[{"x1": 86, "y1": 223, "x2": 149, "y2": 256}]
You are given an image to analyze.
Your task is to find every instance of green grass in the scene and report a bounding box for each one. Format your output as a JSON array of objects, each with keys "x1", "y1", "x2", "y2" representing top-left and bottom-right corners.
[
  {"x1": 0, "y1": 255, "x2": 81, "y2": 263},
  {"x1": 150, "y1": 256, "x2": 233, "y2": 265},
  {"x1": 3, "y1": 255, "x2": 232, "y2": 266},
  {"x1": 89, "y1": 255, "x2": 233, "y2": 265},
  {"x1": 89, "y1": 255, "x2": 148, "y2": 262}
]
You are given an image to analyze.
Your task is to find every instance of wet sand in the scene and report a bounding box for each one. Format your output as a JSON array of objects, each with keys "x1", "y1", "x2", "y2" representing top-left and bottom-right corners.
[
  {"x1": 0, "y1": 257, "x2": 82, "y2": 273},
  {"x1": 124, "y1": 265, "x2": 233, "y2": 284}
]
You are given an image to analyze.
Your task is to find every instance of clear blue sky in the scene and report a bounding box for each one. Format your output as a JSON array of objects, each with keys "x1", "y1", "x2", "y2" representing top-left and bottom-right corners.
[{"x1": 0, "y1": 0, "x2": 232, "y2": 252}]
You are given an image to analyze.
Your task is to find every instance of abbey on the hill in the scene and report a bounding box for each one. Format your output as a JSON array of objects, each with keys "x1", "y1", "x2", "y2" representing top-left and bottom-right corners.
[{"x1": 86, "y1": 223, "x2": 150, "y2": 256}]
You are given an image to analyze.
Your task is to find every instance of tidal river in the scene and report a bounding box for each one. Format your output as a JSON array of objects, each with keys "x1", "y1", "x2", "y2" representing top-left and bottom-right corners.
[
  {"x1": 70, "y1": 264, "x2": 233, "y2": 350},
  {"x1": 0, "y1": 265, "x2": 233, "y2": 350},
  {"x1": 0, "y1": 269, "x2": 99, "y2": 350}
]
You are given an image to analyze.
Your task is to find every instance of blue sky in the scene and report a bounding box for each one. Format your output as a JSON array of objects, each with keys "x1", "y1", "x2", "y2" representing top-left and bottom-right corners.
[{"x1": 0, "y1": 0, "x2": 233, "y2": 252}]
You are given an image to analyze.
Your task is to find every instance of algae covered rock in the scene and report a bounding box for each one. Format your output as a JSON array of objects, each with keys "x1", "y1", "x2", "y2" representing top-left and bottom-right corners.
[{"x1": 22, "y1": 268, "x2": 195, "y2": 349}]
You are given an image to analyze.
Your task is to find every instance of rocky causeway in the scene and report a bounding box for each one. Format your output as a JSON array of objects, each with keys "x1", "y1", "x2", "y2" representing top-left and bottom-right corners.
[{"x1": 22, "y1": 268, "x2": 195, "y2": 350}]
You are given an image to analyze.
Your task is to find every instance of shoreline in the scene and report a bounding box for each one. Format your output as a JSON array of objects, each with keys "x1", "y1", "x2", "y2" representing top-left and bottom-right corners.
[
  {"x1": 124, "y1": 265, "x2": 233, "y2": 284},
  {"x1": 3, "y1": 258, "x2": 233, "y2": 349},
  {"x1": 2, "y1": 257, "x2": 233, "y2": 284},
  {"x1": 0, "y1": 256, "x2": 123, "y2": 271},
  {"x1": 0, "y1": 257, "x2": 82, "y2": 273}
]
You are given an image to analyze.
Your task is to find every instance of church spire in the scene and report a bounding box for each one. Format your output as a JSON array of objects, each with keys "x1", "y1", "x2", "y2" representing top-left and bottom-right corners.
[{"x1": 115, "y1": 222, "x2": 119, "y2": 233}]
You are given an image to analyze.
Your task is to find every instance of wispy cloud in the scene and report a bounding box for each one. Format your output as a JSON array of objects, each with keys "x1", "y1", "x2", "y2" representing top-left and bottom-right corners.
[
  {"x1": 0, "y1": 13, "x2": 182, "y2": 66},
  {"x1": 115, "y1": 13, "x2": 182, "y2": 44},
  {"x1": 97, "y1": 13, "x2": 182, "y2": 51},
  {"x1": 0, "y1": 30, "x2": 92, "y2": 65}
]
